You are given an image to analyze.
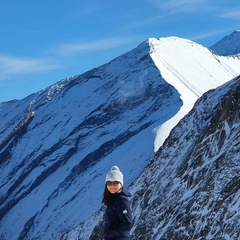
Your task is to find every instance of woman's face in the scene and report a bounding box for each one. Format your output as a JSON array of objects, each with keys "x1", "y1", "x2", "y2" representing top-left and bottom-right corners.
[{"x1": 106, "y1": 181, "x2": 122, "y2": 194}]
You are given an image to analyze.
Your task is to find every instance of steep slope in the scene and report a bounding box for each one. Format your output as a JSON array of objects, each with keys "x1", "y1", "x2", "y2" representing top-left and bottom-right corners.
[
  {"x1": 210, "y1": 30, "x2": 240, "y2": 56},
  {"x1": 1, "y1": 35, "x2": 240, "y2": 240},
  {"x1": 129, "y1": 75, "x2": 240, "y2": 239},
  {"x1": 0, "y1": 40, "x2": 181, "y2": 240},
  {"x1": 62, "y1": 35, "x2": 240, "y2": 239},
  {"x1": 150, "y1": 36, "x2": 240, "y2": 150},
  {"x1": 78, "y1": 75, "x2": 240, "y2": 240}
]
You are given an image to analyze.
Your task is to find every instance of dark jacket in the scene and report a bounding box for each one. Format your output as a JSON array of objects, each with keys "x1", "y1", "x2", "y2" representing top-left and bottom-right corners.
[{"x1": 104, "y1": 187, "x2": 133, "y2": 240}]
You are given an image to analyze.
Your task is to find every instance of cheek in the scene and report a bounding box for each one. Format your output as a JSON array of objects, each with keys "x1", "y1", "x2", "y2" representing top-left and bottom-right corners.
[
  {"x1": 107, "y1": 186, "x2": 119, "y2": 193},
  {"x1": 107, "y1": 186, "x2": 114, "y2": 191}
]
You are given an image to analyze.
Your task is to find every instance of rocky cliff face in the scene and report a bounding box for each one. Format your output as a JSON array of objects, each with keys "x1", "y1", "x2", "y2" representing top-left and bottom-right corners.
[
  {"x1": 210, "y1": 30, "x2": 240, "y2": 56},
  {"x1": 0, "y1": 39, "x2": 181, "y2": 240},
  {"x1": 1, "y1": 33, "x2": 240, "y2": 240},
  {"x1": 77, "y1": 75, "x2": 240, "y2": 240},
  {"x1": 129, "y1": 75, "x2": 240, "y2": 239}
]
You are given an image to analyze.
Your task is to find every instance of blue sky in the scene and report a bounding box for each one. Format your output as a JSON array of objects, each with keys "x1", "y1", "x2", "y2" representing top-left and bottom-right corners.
[{"x1": 0, "y1": 0, "x2": 239, "y2": 102}]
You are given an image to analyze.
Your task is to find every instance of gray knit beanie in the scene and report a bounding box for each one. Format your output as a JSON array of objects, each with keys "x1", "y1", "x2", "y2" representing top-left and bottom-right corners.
[{"x1": 105, "y1": 166, "x2": 123, "y2": 185}]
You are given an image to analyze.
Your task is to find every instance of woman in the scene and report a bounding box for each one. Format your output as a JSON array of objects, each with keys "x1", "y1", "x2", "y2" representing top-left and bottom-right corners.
[{"x1": 102, "y1": 166, "x2": 133, "y2": 240}]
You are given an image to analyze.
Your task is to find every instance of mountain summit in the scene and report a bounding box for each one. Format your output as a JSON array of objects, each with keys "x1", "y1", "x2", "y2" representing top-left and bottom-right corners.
[
  {"x1": 75, "y1": 73, "x2": 240, "y2": 240},
  {"x1": 210, "y1": 30, "x2": 240, "y2": 56},
  {"x1": 0, "y1": 32, "x2": 240, "y2": 240}
]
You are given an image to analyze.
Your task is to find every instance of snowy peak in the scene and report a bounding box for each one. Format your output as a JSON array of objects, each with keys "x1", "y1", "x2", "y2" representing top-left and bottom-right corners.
[
  {"x1": 210, "y1": 30, "x2": 240, "y2": 56},
  {"x1": 0, "y1": 37, "x2": 182, "y2": 240},
  {"x1": 79, "y1": 76, "x2": 240, "y2": 240},
  {"x1": 148, "y1": 36, "x2": 240, "y2": 149},
  {"x1": 62, "y1": 37, "x2": 240, "y2": 239},
  {"x1": 128, "y1": 75, "x2": 240, "y2": 239},
  {"x1": 1, "y1": 34, "x2": 240, "y2": 240},
  {"x1": 150, "y1": 36, "x2": 239, "y2": 97},
  {"x1": 149, "y1": 36, "x2": 217, "y2": 98}
]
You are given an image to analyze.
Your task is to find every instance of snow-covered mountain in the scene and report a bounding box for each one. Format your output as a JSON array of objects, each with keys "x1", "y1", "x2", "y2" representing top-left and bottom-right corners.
[
  {"x1": 130, "y1": 74, "x2": 240, "y2": 239},
  {"x1": 79, "y1": 74, "x2": 240, "y2": 240},
  {"x1": 0, "y1": 32, "x2": 240, "y2": 240},
  {"x1": 210, "y1": 30, "x2": 240, "y2": 56}
]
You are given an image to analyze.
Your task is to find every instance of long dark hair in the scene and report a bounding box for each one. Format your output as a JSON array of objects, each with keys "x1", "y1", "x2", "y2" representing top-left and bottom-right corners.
[{"x1": 102, "y1": 184, "x2": 112, "y2": 206}]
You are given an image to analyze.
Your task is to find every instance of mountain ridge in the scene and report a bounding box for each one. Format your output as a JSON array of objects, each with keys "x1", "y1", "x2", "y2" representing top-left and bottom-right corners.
[
  {"x1": 0, "y1": 36, "x2": 181, "y2": 240},
  {"x1": 0, "y1": 32, "x2": 240, "y2": 239},
  {"x1": 128, "y1": 75, "x2": 240, "y2": 239},
  {"x1": 68, "y1": 75, "x2": 240, "y2": 240},
  {"x1": 210, "y1": 30, "x2": 240, "y2": 56}
]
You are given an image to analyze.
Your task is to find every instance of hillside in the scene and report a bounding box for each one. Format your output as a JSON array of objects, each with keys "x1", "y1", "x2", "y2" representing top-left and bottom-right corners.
[
  {"x1": 72, "y1": 74, "x2": 240, "y2": 240},
  {"x1": 210, "y1": 30, "x2": 240, "y2": 56},
  {"x1": 0, "y1": 32, "x2": 240, "y2": 239}
]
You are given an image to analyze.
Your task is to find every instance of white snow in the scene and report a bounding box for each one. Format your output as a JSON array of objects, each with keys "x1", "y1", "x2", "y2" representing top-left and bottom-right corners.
[
  {"x1": 1, "y1": 34, "x2": 240, "y2": 240},
  {"x1": 150, "y1": 37, "x2": 240, "y2": 151},
  {"x1": 63, "y1": 37, "x2": 240, "y2": 240}
]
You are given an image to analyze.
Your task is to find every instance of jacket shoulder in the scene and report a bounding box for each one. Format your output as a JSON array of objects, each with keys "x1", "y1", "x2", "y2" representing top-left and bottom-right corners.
[{"x1": 121, "y1": 187, "x2": 132, "y2": 197}]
